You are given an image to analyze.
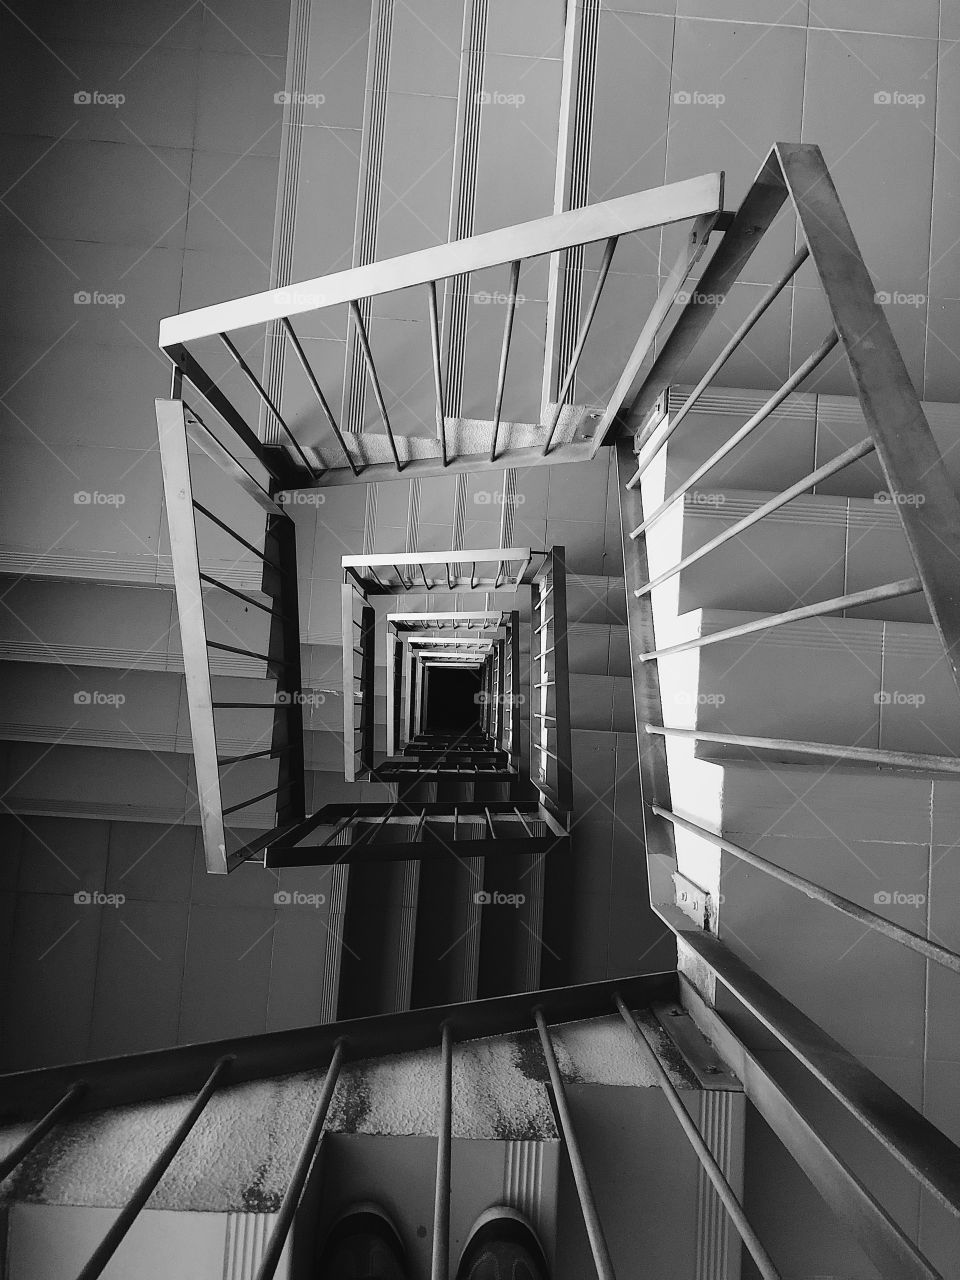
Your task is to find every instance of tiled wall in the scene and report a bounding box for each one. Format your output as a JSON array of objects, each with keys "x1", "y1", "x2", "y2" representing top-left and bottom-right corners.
[
  {"x1": 0, "y1": 814, "x2": 339, "y2": 1070},
  {"x1": 0, "y1": 0, "x2": 291, "y2": 572},
  {"x1": 566, "y1": 0, "x2": 960, "y2": 404}
]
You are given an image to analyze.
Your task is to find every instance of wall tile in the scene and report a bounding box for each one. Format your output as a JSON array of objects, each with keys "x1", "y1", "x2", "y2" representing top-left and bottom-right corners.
[
  {"x1": 178, "y1": 904, "x2": 275, "y2": 1042},
  {"x1": 18, "y1": 817, "x2": 110, "y2": 895},
  {"x1": 88, "y1": 899, "x2": 189, "y2": 1055},
  {"x1": 1, "y1": 893, "x2": 102, "y2": 1069},
  {"x1": 809, "y1": 0, "x2": 939, "y2": 38},
  {"x1": 0, "y1": 136, "x2": 192, "y2": 250},
  {"x1": 802, "y1": 29, "x2": 936, "y2": 294},
  {"x1": 105, "y1": 822, "x2": 196, "y2": 902},
  {"x1": 201, "y1": 0, "x2": 292, "y2": 56},
  {"x1": 195, "y1": 51, "x2": 286, "y2": 156}
]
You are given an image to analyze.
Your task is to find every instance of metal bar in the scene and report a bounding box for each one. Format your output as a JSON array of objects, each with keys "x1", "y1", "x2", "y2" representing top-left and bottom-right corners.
[
  {"x1": 533, "y1": 1010, "x2": 616, "y2": 1280},
  {"x1": 156, "y1": 400, "x2": 227, "y2": 874},
  {"x1": 0, "y1": 975, "x2": 680, "y2": 1122},
  {"x1": 622, "y1": 152, "x2": 790, "y2": 436},
  {"x1": 483, "y1": 807, "x2": 496, "y2": 840},
  {"x1": 543, "y1": 236, "x2": 618, "y2": 455},
  {"x1": 76, "y1": 1056, "x2": 232, "y2": 1280},
  {"x1": 192, "y1": 501, "x2": 285, "y2": 573},
  {"x1": 163, "y1": 356, "x2": 299, "y2": 488},
  {"x1": 199, "y1": 572, "x2": 284, "y2": 617},
  {"x1": 491, "y1": 259, "x2": 521, "y2": 462},
  {"x1": 349, "y1": 301, "x2": 403, "y2": 471},
  {"x1": 254, "y1": 1041, "x2": 345, "y2": 1280},
  {"x1": 281, "y1": 316, "x2": 360, "y2": 475},
  {"x1": 351, "y1": 805, "x2": 397, "y2": 850},
  {"x1": 445, "y1": 561, "x2": 454, "y2": 590},
  {"x1": 646, "y1": 724, "x2": 960, "y2": 774},
  {"x1": 681, "y1": 979, "x2": 943, "y2": 1280},
  {"x1": 345, "y1": 548, "x2": 532, "y2": 570},
  {"x1": 779, "y1": 141, "x2": 960, "y2": 703},
  {"x1": 431, "y1": 1023, "x2": 454, "y2": 1280},
  {"x1": 634, "y1": 436, "x2": 876, "y2": 595},
  {"x1": 627, "y1": 243, "x2": 810, "y2": 486},
  {"x1": 0, "y1": 1082, "x2": 85, "y2": 1182},
  {"x1": 638, "y1": 577, "x2": 922, "y2": 662},
  {"x1": 205, "y1": 639, "x2": 289, "y2": 666},
  {"x1": 629, "y1": 331, "x2": 840, "y2": 538},
  {"x1": 656, "y1": 805, "x2": 960, "y2": 974},
  {"x1": 217, "y1": 745, "x2": 293, "y2": 766},
  {"x1": 514, "y1": 806, "x2": 534, "y2": 837},
  {"x1": 161, "y1": 176, "x2": 723, "y2": 346},
  {"x1": 614, "y1": 996, "x2": 781, "y2": 1280},
  {"x1": 212, "y1": 701, "x2": 278, "y2": 709},
  {"x1": 470, "y1": 561, "x2": 476, "y2": 590},
  {"x1": 420, "y1": 564, "x2": 431, "y2": 590},
  {"x1": 590, "y1": 211, "x2": 721, "y2": 456},
  {"x1": 181, "y1": 405, "x2": 285, "y2": 518},
  {"x1": 276, "y1": 440, "x2": 599, "y2": 487},
  {"x1": 427, "y1": 280, "x2": 448, "y2": 467},
  {"x1": 390, "y1": 564, "x2": 410, "y2": 591},
  {"x1": 219, "y1": 333, "x2": 318, "y2": 477},
  {"x1": 677, "y1": 930, "x2": 960, "y2": 1220},
  {"x1": 222, "y1": 783, "x2": 291, "y2": 817}
]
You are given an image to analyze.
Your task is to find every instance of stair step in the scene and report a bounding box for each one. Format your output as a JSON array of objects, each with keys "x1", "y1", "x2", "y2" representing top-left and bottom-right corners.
[
  {"x1": 660, "y1": 489, "x2": 928, "y2": 624},
  {"x1": 657, "y1": 608, "x2": 960, "y2": 760},
  {"x1": 642, "y1": 383, "x2": 960, "y2": 501}
]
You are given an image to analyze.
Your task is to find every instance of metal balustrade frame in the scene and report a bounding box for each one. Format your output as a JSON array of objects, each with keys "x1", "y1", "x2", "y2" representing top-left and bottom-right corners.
[
  {"x1": 156, "y1": 398, "x2": 307, "y2": 874},
  {"x1": 157, "y1": 176, "x2": 724, "y2": 483},
  {"x1": 613, "y1": 140, "x2": 960, "y2": 1280}
]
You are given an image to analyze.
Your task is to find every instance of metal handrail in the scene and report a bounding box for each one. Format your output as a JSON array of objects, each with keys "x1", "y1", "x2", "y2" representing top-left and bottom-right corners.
[{"x1": 614, "y1": 142, "x2": 960, "y2": 1280}]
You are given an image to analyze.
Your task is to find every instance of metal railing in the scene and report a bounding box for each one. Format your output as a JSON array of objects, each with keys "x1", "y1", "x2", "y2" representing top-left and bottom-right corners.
[
  {"x1": 530, "y1": 548, "x2": 573, "y2": 817},
  {"x1": 1, "y1": 975, "x2": 694, "y2": 1280},
  {"x1": 263, "y1": 801, "x2": 567, "y2": 867},
  {"x1": 614, "y1": 141, "x2": 960, "y2": 1280},
  {"x1": 342, "y1": 548, "x2": 538, "y2": 594},
  {"x1": 157, "y1": 176, "x2": 724, "y2": 485},
  {"x1": 155, "y1": 398, "x2": 306, "y2": 873}
]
